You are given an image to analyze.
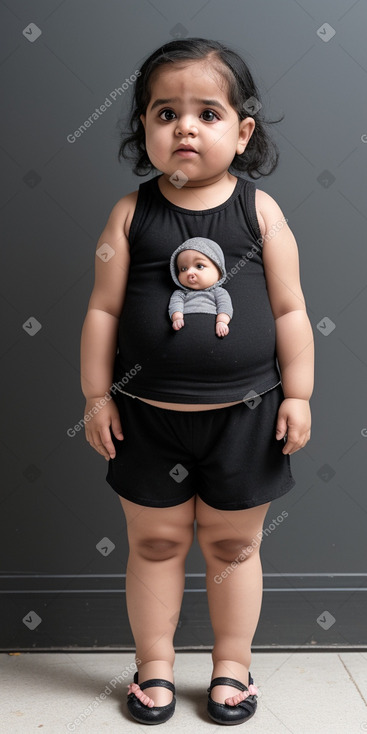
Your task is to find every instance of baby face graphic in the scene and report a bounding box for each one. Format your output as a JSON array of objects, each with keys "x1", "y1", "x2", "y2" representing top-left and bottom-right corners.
[{"x1": 176, "y1": 249, "x2": 221, "y2": 290}]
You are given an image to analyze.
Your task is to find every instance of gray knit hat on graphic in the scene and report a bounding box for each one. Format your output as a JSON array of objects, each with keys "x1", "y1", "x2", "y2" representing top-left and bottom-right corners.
[{"x1": 169, "y1": 237, "x2": 227, "y2": 291}]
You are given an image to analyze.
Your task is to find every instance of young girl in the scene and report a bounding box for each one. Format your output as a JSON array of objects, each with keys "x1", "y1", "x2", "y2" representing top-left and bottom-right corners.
[{"x1": 80, "y1": 38, "x2": 314, "y2": 726}]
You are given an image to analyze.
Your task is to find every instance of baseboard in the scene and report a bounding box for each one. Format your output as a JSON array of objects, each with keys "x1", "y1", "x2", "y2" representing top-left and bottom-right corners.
[{"x1": 1, "y1": 574, "x2": 366, "y2": 650}]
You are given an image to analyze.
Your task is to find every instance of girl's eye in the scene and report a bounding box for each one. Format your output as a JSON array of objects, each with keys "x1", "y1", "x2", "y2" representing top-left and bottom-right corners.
[
  {"x1": 196, "y1": 264, "x2": 204, "y2": 269},
  {"x1": 180, "y1": 266, "x2": 187, "y2": 272},
  {"x1": 201, "y1": 110, "x2": 218, "y2": 122},
  {"x1": 159, "y1": 109, "x2": 176, "y2": 121}
]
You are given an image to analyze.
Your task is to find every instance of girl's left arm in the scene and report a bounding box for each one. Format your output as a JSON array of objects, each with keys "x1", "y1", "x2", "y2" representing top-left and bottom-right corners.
[{"x1": 256, "y1": 190, "x2": 314, "y2": 455}]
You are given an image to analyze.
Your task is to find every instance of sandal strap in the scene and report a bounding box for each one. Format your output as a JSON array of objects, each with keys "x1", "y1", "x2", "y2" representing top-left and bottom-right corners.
[
  {"x1": 208, "y1": 676, "x2": 248, "y2": 693},
  {"x1": 138, "y1": 678, "x2": 175, "y2": 694}
]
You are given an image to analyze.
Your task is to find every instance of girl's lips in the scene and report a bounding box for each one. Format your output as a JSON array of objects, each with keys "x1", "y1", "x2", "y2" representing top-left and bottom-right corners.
[{"x1": 174, "y1": 150, "x2": 198, "y2": 157}]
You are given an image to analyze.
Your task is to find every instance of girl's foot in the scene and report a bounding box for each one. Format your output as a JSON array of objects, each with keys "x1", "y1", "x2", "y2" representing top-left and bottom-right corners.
[
  {"x1": 126, "y1": 682, "x2": 155, "y2": 708},
  {"x1": 128, "y1": 660, "x2": 174, "y2": 707},
  {"x1": 210, "y1": 661, "x2": 252, "y2": 706}
]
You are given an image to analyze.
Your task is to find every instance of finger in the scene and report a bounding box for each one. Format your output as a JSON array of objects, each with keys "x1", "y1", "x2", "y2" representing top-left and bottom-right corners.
[
  {"x1": 284, "y1": 426, "x2": 311, "y2": 453},
  {"x1": 87, "y1": 430, "x2": 111, "y2": 460},
  {"x1": 100, "y1": 426, "x2": 117, "y2": 459},
  {"x1": 299, "y1": 431, "x2": 311, "y2": 449},
  {"x1": 275, "y1": 413, "x2": 288, "y2": 439},
  {"x1": 282, "y1": 432, "x2": 294, "y2": 454},
  {"x1": 111, "y1": 416, "x2": 124, "y2": 441},
  {"x1": 282, "y1": 438, "x2": 301, "y2": 454},
  {"x1": 282, "y1": 443, "x2": 294, "y2": 454},
  {"x1": 94, "y1": 442, "x2": 110, "y2": 460}
]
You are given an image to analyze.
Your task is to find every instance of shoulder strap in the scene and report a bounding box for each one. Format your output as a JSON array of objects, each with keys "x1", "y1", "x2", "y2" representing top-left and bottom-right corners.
[
  {"x1": 242, "y1": 180, "x2": 263, "y2": 245},
  {"x1": 128, "y1": 177, "x2": 156, "y2": 246}
]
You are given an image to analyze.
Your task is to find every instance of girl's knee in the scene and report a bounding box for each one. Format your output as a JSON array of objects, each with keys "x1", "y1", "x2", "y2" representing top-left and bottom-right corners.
[
  {"x1": 196, "y1": 498, "x2": 271, "y2": 562},
  {"x1": 123, "y1": 497, "x2": 196, "y2": 560},
  {"x1": 131, "y1": 526, "x2": 194, "y2": 561},
  {"x1": 135, "y1": 537, "x2": 186, "y2": 561},
  {"x1": 199, "y1": 535, "x2": 261, "y2": 564}
]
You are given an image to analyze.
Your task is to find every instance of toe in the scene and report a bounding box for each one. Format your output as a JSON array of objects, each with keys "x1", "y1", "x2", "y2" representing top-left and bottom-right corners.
[
  {"x1": 127, "y1": 682, "x2": 154, "y2": 707},
  {"x1": 140, "y1": 692, "x2": 155, "y2": 707},
  {"x1": 225, "y1": 691, "x2": 248, "y2": 706}
]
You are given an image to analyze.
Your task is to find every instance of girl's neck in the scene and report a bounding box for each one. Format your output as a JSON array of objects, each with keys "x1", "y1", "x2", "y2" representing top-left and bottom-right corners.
[{"x1": 158, "y1": 172, "x2": 238, "y2": 211}]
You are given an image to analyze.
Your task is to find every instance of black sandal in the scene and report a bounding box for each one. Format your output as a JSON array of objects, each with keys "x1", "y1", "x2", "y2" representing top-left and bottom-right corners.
[
  {"x1": 207, "y1": 672, "x2": 258, "y2": 725},
  {"x1": 127, "y1": 670, "x2": 176, "y2": 725}
]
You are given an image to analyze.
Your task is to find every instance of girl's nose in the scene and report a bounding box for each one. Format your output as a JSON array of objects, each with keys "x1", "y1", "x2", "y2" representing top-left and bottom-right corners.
[{"x1": 175, "y1": 116, "x2": 198, "y2": 137}]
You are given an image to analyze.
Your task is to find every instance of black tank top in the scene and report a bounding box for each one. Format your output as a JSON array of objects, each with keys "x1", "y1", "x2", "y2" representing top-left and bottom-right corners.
[{"x1": 113, "y1": 174, "x2": 281, "y2": 403}]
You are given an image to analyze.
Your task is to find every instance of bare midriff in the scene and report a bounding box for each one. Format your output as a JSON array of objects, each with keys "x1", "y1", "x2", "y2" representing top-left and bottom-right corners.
[{"x1": 135, "y1": 397, "x2": 243, "y2": 411}]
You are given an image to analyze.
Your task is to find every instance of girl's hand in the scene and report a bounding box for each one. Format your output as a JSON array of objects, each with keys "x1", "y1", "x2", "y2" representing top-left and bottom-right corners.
[
  {"x1": 216, "y1": 321, "x2": 229, "y2": 337},
  {"x1": 276, "y1": 398, "x2": 311, "y2": 455},
  {"x1": 84, "y1": 397, "x2": 124, "y2": 461},
  {"x1": 172, "y1": 317, "x2": 185, "y2": 330}
]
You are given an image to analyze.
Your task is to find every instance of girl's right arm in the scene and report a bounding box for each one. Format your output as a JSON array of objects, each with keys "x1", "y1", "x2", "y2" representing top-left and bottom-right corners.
[{"x1": 80, "y1": 196, "x2": 131, "y2": 460}]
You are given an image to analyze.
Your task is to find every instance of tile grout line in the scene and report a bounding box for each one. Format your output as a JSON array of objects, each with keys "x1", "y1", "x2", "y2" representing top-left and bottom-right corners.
[{"x1": 338, "y1": 653, "x2": 367, "y2": 706}]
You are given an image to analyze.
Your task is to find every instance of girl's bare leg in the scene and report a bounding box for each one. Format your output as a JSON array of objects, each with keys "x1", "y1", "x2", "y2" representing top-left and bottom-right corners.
[
  {"x1": 196, "y1": 497, "x2": 271, "y2": 705},
  {"x1": 119, "y1": 495, "x2": 195, "y2": 706}
]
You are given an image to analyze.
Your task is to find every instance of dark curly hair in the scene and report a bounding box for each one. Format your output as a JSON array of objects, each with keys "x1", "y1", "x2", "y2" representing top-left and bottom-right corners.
[{"x1": 118, "y1": 37, "x2": 283, "y2": 179}]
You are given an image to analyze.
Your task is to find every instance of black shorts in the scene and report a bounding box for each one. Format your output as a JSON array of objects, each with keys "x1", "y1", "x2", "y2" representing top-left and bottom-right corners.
[{"x1": 105, "y1": 383, "x2": 296, "y2": 511}]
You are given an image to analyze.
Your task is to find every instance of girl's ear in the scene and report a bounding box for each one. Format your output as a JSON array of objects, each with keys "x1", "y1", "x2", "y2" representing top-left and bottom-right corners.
[
  {"x1": 236, "y1": 117, "x2": 255, "y2": 155},
  {"x1": 139, "y1": 114, "x2": 146, "y2": 130}
]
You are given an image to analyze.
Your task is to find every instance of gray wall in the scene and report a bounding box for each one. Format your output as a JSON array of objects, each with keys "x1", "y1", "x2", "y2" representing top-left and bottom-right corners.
[{"x1": 1, "y1": 0, "x2": 366, "y2": 649}]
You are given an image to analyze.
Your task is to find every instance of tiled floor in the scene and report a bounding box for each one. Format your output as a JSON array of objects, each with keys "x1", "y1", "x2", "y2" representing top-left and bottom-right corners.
[{"x1": 1, "y1": 651, "x2": 366, "y2": 732}]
